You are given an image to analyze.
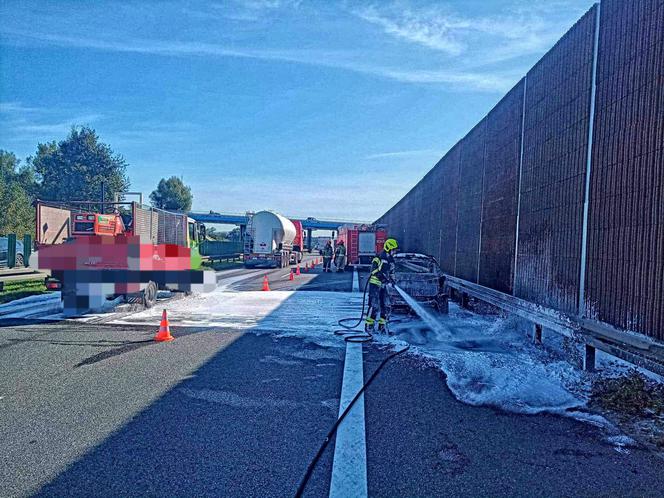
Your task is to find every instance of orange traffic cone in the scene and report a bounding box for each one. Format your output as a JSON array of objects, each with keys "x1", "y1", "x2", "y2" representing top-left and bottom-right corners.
[
  {"x1": 262, "y1": 274, "x2": 271, "y2": 291},
  {"x1": 154, "y1": 309, "x2": 174, "y2": 342},
  {"x1": 289, "y1": 270, "x2": 294, "y2": 281},
  {"x1": 296, "y1": 265, "x2": 301, "y2": 275}
]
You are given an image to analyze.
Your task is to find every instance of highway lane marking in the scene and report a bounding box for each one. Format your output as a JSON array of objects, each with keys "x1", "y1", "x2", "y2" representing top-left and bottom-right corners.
[
  {"x1": 329, "y1": 341, "x2": 368, "y2": 498},
  {"x1": 352, "y1": 269, "x2": 359, "y2": 293}
]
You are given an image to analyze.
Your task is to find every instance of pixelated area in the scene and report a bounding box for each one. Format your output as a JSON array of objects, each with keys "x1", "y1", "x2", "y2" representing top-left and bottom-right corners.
[{"x1": 31, "y1": 235, "x2": 215, "y2": 315}]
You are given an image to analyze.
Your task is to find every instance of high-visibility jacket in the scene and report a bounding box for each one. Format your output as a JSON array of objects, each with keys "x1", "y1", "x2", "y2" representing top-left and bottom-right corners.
[
  {"x1": 369, "y1": 250, "x2": 395, "y2": 287},
  {"x1": 335, "y1": 245, "x2": 346, "y2": 257},
  {"x1": 323, "y1": 244, "x2": 333, "y2": 258}
]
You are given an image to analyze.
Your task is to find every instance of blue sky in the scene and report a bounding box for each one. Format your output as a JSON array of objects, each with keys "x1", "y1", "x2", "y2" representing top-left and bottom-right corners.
[{"x1": 1, "y1": 0, "x2": 595, "y2": 222}]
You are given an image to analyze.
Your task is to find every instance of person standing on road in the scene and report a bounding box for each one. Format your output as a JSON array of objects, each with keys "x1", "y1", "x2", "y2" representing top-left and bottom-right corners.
[
  {"x1": 322, "y1": 240, "x2": 333, "y2": 272},
  {"x1": 365, "y1": 238, "x2": 398, "y2": 333},
  {"x1": 334, "y1": 240, "x2": 346, "y2": 272}
]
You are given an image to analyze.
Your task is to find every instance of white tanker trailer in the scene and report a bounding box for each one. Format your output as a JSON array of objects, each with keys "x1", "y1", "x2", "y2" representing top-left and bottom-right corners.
[{"x1": 244, "y1": 211, "x2": 303, "y2": 268}]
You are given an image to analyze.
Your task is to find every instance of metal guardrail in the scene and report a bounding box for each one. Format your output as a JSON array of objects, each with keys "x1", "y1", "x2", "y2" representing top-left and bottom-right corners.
[
  {"x1": 445, "y1": 275, "x2": 664, "y2": 377},
  {"x1": 199, "y1": 240, "x2": 243, "y2": 258}
]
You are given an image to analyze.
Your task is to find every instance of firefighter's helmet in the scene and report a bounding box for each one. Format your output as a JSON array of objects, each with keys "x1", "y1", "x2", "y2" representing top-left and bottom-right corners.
[{"x1": 384, "y1": 238, "x2": 398, "y2": 252}]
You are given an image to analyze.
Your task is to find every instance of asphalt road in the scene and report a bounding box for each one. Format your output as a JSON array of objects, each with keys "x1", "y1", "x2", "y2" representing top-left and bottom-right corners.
[
  {"x1": 1, "y1": 264, "x2": 663, "y2": 497},
  {"x1": 229, "y1": 255, "x2": 354, "y2": 292}
]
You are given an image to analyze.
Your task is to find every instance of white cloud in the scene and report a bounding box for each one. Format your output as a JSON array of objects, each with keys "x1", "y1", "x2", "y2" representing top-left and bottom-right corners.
[
  {"x1": 13, "y1": 114, "x2": 102, "y2": 135},
  {"x1": 365, "y1": 149, "x2": 438, "y2": 160},
  {"x1": 0, "y1": 102, "x2": 47, "y2": 114},
  {"x1": 353, "y1": 2, "x2": 586, "y2": 64},
  {"x1": 0, "y1": 29, "x2": 514, "y2": 92},
  {"x1": 0, "y1": 101, "x2": 104, "y2": 143},
  {"x1": 377, "y1": 66, "x2": 517, "y2": 90},
  {"x1": 110, "y1": 121, "x2": 201, "y2": 144},
  {"x1": 206, "y1": 0, "x2": 303, "y2": 22},
  {"x1": 355, "y1": 5, "x2": 468, "y2": 56},
  {"x1": 233, "y1": 0, "x2": 301, "y2": 9},
  {"x1": 3, "y1": 0, "x2": 580, "y2": 94}
]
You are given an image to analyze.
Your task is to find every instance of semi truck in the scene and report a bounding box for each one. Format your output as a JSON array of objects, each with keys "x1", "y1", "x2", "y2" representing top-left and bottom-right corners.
[
  {"x1": 243, "y1": 210, "x2": 303, "y2": 268},
  {"x1": 336, "y1": 224, "x2": 387, "y2": 267},
  {"x1": 31, "y1": 200, "x2": 214, "y2": 315}
]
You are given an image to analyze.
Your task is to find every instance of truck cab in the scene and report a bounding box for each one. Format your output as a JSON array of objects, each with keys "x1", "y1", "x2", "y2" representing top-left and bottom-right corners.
[{"x1": 187, "y1": 217, "x2": 206, "y2": 269}]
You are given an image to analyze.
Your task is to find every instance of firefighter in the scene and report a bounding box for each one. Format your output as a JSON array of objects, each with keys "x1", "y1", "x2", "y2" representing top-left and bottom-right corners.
[
  {"x1": 365, "y1": 238, "x2": 398, "y2": 333},
  {"x1": 334, "y1": 240, "x2": 347, "y2": 272},
  {"x1": 322, "y1": 240, "x2": 333, "y2": 272}
]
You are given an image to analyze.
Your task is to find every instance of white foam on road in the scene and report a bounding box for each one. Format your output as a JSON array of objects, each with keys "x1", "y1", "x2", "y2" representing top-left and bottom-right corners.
[
  {"x1": 330, "y1": 341, "x2": 368, "y2": 498},
  {"x1": 1, "y1": 282, "x2": 594, "y2": 416},
  {"x1": 114, "y1": 287, "x2": 592, "y2": 416},
  {"x1": 0, "y1": 292, "x2": 62, "y2": 319},
  {"x1": 0, "y1": 292, "x2": 59, "y2": 312},
  {"x1": 5, "y1": 278, "x2": 652, "y2": 428},
  {"x1": 112, "y1": 287, "x2": 362, "y2": 348},
  {"x1": 381, "y1": 304, "x2": 588, "y2": 415}
]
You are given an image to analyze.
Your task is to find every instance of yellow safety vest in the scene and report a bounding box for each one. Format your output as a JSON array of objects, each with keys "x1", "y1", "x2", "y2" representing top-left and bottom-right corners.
[{"x1": 369, "y1": 256, "x2": 383, "y2": 286}]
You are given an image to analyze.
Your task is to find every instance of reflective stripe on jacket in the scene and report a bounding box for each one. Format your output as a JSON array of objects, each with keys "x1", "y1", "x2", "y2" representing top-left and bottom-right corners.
[{"x1": 369, "y1": 250, "x2": 394, "y2": 287}]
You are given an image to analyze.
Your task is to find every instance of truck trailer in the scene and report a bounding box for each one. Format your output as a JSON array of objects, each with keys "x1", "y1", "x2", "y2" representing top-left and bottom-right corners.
[
  {"x1": 243, "y1": 211, "x2": 302, "y2": 268},
  {"x1": 31, "y1": 200, "x2": 215, "y2": 315}
]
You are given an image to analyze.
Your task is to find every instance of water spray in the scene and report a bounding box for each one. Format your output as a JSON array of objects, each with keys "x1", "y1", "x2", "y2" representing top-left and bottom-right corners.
[{"x1": 393, "y1": 284, "x2": 451, "y2": 338}]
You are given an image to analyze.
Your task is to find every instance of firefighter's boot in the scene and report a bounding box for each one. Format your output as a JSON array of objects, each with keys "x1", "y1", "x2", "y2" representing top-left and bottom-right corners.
[
  {"x1": 365, "y1": 318, "x2": 375, "y2": 334},
  {"x1": 377, "y1": 318, "x2": 387, "y2": 334}
]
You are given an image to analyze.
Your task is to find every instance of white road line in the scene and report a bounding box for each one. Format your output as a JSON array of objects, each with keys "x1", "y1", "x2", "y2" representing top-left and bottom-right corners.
[
  {"x1": 329, "y1": 341, "x2": 368, "y2": 498},
  {"x1": 352, "y1": 268, "x2": 359, "y2": 293}
]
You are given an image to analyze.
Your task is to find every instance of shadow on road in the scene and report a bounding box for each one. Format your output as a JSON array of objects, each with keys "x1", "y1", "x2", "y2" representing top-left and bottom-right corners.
[
  {"x1": 297, "y1": 266, "x2": 354, "y2": 292},
  {"x1": 28, "y1": 292, "x2": 345, "y2": 498}
]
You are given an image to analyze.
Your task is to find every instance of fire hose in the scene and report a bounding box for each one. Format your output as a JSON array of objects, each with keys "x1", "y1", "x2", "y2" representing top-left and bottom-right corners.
[
  {"x1": 294, "y1": 274, "x2": 410, "y2": 497},
  {"x1": 333, "y1": 275, "x2": 373, "y2": 342}
]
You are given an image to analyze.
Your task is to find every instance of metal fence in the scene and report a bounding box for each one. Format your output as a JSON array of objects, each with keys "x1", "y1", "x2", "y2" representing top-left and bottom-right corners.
[
  {"x1": 376, "y1": 0, "x2": 664, "y2": 342},
  {"x1": 199, "y1": 240, "x2": 243, "y2": 258}
]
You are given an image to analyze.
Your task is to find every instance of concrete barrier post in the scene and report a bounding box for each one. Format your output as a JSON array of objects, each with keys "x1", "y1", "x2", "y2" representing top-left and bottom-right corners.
[
  {"x1": 533, "y1": 323, "x2": 543, "y2": 344},
  {"x1": 583, "y1": 344, "x2": 596, "y2": 371},
  {"x1": 461, "y1": 292, "x2": 469, "y2": 309},
  {"x1": 7, "y1": 233, "x2": 17, "y2": 268},
  {"x1": 23, "y1": 234, "x2": 32, "y2": 267}
]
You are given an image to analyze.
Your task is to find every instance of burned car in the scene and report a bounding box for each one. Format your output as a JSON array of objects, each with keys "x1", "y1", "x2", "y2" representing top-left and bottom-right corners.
[{"x1": 387, "y1": 252, "x2": 448, "y2": 313}]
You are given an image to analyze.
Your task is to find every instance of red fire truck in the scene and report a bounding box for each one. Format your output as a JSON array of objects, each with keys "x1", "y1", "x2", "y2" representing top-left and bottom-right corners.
[{"x1": 336, "y1": 225, "x2": 387, "y2": 267}]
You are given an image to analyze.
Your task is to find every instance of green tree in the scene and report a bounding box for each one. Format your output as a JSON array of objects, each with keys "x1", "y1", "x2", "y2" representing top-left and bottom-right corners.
[
  {"x1": 204, "y1": 226, "x2": 227, "y2": 241},
  {"x1": 0, "y1": 150, "x2": 37, "y2": 237},
  {"x1": 149, "y1": 176, "x2": 193, "y2": 212},
  {"x1": 30, "y1": 126, "x2": 130, "y2": 203},
  {"x1": 226, "y1": 227, "x2": 242, "y2": 241}
]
